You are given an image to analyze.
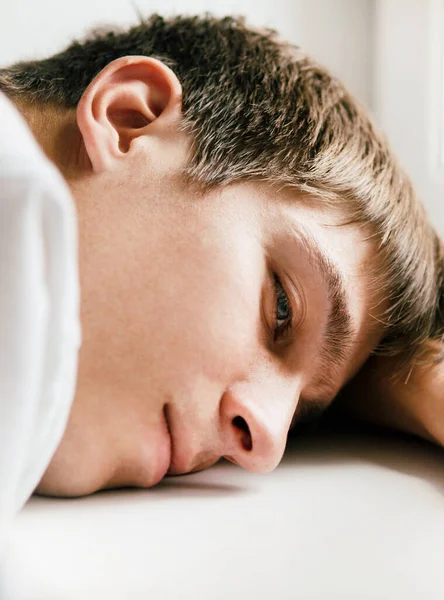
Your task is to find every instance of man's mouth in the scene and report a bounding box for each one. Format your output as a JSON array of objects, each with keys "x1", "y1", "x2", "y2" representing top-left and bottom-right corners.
[{"x1": 163, "y1": 403, "x2": 174, "y2": 475}]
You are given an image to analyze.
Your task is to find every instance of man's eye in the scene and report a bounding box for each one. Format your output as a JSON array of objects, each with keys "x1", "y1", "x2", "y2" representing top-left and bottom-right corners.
[{"x1": 273, "y1": 274, "x2": 293, "y2": 341}]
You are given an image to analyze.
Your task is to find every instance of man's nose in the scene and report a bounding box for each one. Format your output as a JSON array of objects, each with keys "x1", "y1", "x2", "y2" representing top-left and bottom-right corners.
[{"x1": 219, "y1": 379, "x2": 299, "y2": 474}]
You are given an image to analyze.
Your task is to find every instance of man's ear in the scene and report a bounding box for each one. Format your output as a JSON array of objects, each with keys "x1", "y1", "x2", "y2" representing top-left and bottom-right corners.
[{"x1": 76, "y1": 56, "x2": 182, "y2": 173}]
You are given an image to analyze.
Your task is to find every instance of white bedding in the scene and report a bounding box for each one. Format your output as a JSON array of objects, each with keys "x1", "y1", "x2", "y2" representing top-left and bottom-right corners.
[
  {"x1": 1, "y1": 428, "x2": 444, "y2": 600},
  {"x1": 0, "y1": 92, "x2": 80, "y2": 544}
]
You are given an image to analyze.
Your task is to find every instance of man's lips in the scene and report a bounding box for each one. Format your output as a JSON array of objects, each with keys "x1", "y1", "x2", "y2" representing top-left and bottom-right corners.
[
  {"x1": 164, "y1": 404, "x2": 220, "y2": 476},
  {"x1": 163, "y1": 403, "x2": 175, "y2": 475},
  {"x1": 145, "y1": 404, "x2": 172, "y2": 486},
  {"x1": 165, "y1": 402, "x2": 188, "y2": 475}
]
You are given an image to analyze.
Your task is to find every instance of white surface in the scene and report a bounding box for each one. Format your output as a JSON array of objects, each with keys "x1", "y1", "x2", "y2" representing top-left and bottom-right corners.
[
  {"x1": 2, "y1": 429, "x2": 444, "y2": 600},
  {"x1": 0, "y1": 94, "x2": 80, "y2": 545},
  {"x1": 0, "y1": 0, "x2": 372, "y2": 108},
  {"x1": 373, "y1": 0, "x2": 444, "y2": 234}
]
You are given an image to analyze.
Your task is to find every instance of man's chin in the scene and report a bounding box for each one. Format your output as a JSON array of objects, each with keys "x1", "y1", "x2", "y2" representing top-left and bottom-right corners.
[
  {"x1": 34, "y1": 474, "x2": 96, "y2": 498},
  {"x1": 34, "y1": 457, "x2": 105, "y2": 498}
]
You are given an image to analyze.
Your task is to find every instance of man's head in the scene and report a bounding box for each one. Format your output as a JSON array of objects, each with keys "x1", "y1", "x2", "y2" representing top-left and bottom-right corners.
[{"x1": 1, "y1": 14, "x2": 442, "y2": 496}]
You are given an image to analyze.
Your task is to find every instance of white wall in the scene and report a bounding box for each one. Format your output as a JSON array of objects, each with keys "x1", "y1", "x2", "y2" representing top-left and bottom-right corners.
[
  {"x1": 0, "y1": 0, "x2": 372, "y2": 107},
  {"x1": 373, "y1": 0, "x2": 444, "y2": 233}
]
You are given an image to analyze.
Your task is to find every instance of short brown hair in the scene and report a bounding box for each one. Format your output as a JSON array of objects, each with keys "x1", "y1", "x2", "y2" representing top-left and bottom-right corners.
[{"x1": 1, "y1": 13, "x2": 442, "y2": 361}]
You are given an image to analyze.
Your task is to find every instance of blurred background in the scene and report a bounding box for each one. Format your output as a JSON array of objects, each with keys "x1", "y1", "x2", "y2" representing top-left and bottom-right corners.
[{"x1": 1, "y1": 0, "x2": 443, "y2": 234}]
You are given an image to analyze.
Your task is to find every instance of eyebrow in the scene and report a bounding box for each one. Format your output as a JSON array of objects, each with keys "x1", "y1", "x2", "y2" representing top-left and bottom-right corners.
[{"x1": 292, "y1": 226, "x2": 355, "y2": 419}]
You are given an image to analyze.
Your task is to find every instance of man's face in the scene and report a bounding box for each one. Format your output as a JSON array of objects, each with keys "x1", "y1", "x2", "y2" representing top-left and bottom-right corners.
[{"x1": 36, "y1": 145, "x2": 383, "y2": 496}]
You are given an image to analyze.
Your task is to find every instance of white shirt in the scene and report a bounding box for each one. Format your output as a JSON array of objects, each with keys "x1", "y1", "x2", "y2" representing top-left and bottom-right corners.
[{"x1": 0, "y1": 92, "x2": 81, "y2": 550}]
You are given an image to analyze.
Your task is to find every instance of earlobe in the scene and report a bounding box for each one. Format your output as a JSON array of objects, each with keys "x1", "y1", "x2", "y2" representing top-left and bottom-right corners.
[{"x1": 76, "y1": 56, "x2": 183, "y2": 173}]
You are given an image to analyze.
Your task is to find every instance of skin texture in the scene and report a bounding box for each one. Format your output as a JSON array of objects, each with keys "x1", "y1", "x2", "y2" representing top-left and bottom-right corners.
[
  {"x1": 16, "y1": 56, "x2": 387, "y2": 497},
  {"x1": 334, "y1": 348, "x2": 444, "y2": 447}
]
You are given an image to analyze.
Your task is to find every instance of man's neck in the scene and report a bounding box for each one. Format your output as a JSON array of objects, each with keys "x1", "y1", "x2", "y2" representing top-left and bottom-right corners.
[{"x1": 12, "y1": 97, "x2": 89, "y2": 176}]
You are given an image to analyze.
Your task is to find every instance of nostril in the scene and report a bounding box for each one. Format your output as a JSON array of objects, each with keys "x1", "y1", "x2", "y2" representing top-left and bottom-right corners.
[{"x1": 232, "y1": 416, "x2": 253, "y2": 451}]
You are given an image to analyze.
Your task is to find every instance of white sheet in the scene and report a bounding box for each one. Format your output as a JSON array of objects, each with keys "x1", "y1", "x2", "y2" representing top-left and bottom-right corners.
[
  {"x1": 0, "y1": 92, "x2": 80, "y2": 546},
  {"x1": 1, "y1": 428, "x2": 443, "y2": 600}
]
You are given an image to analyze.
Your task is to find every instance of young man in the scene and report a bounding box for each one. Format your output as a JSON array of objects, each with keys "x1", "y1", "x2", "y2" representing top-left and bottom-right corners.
[{"x1": 0, "y1": 14, "x2": 442, "y2": 519}]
